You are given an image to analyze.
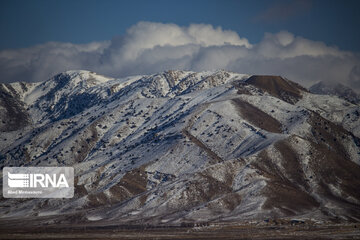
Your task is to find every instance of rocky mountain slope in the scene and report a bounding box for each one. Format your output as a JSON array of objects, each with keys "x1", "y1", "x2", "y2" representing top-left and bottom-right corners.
[
  {"x1": 0, "y1": 70, "x2": 360, "y2": 225},
  {"x1": 310, "y1": 81, "x2": 360, "y2": 105}
]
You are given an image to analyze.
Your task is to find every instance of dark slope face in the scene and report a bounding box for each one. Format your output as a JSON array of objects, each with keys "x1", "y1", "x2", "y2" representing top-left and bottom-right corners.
[
  {"x1": 249, "y1": 109, "x2": 360, "y2": 221},
  {"x1": 0, "y1": 84, "x2": 30, "y2": 132},
  {"x1": 246, "y1": 75, "x2": 308, "y2": 104},
  {"x1": 231, "y1": 98, "x2": 283, "y2": 133}
]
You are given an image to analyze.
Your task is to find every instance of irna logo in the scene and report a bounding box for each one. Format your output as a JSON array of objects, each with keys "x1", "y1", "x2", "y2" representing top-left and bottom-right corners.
[
  {"x1": 3, "y1": 167, "x2": 74, "y2": 198},
  {"x1": 7, "y1": 172, "x2": 69, "y2": 188}
]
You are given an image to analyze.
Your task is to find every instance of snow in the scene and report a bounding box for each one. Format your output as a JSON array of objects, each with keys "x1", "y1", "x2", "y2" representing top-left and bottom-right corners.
[
  {"x1": 1, "y1": 69, "x2": 360, "y2": 223},
  {"x1": 297, "y1": 92, "x2": 355, "y2": 125}
]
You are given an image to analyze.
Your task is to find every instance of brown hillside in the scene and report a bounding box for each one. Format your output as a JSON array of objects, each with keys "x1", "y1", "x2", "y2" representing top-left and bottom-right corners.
[{"x1": 246, "y1": 75, "x2": 307, "y2": 104}]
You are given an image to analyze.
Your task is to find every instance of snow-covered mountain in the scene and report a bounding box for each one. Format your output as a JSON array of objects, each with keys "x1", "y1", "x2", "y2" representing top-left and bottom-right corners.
[
  {"x1": 310, "y1": 81, "x2": 360, "y2": 104},
  {"x1": 1, "y1": 70, "x2": 360, "y2": 225}
]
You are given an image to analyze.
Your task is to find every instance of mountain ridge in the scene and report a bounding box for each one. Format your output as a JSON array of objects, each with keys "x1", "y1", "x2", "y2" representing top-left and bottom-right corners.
[
  {"x1": 310, "y1": 81, "x2": 360, "y2": 104},
  {"x1": 0, "y1": 70, "x2": 360, "y2": 226}
]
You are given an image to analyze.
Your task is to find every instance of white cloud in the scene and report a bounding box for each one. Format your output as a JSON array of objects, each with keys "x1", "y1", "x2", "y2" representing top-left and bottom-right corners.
[
  {"x1": 0, "y1": 21, "x2": 359, "y2": 90},
  {"x1": 349, "y1": 65, "x2": 360, "y2": 88},
  {"x1": 255, "y1": 31, "x2": 348, "y2": 59},
  {"x1": 0, "y1": 41, "x2": 109, "y2": 83}
]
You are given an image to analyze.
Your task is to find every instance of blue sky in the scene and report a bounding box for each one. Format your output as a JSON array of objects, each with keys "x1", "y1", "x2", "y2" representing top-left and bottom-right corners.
[
  {"x1": 1, "y1": 0, "x2": 359, "y2": 51},
  {"x1": 1, "y1": 0, "x2": 360, "y2": 89}
]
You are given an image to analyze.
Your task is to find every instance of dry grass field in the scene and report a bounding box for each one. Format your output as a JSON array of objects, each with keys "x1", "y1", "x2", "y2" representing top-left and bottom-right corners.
[{"x1": 0, "y1": 220, "x2": 359, "y2": 240}]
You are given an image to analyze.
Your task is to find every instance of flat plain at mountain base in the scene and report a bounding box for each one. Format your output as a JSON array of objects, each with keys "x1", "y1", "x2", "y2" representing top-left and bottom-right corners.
[{"x1": 0, "y1": 222, "x2": 359, "y2": 240}]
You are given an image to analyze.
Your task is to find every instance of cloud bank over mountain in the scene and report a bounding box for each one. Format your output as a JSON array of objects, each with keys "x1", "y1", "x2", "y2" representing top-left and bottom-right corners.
[{"x1": 1, "y1": 21, "x2": 359, "y2": 89}]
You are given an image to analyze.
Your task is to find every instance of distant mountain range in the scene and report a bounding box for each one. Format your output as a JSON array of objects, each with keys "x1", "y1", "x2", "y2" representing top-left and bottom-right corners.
[
  {"x1": 310, "y1": 81, "x2": 360, "y2": 104},
  {"x1": 0, "y1": 70, "x2": 360, "y2": 226}
]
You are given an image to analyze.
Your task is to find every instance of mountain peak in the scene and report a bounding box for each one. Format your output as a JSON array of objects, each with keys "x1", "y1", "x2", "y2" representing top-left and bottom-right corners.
[
  {"x1": 246, "y1": 75, "x2": 308, "y2": 104},
  {"x1": 52, "y1": 70, "x2": 114, "y2": 87}
]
